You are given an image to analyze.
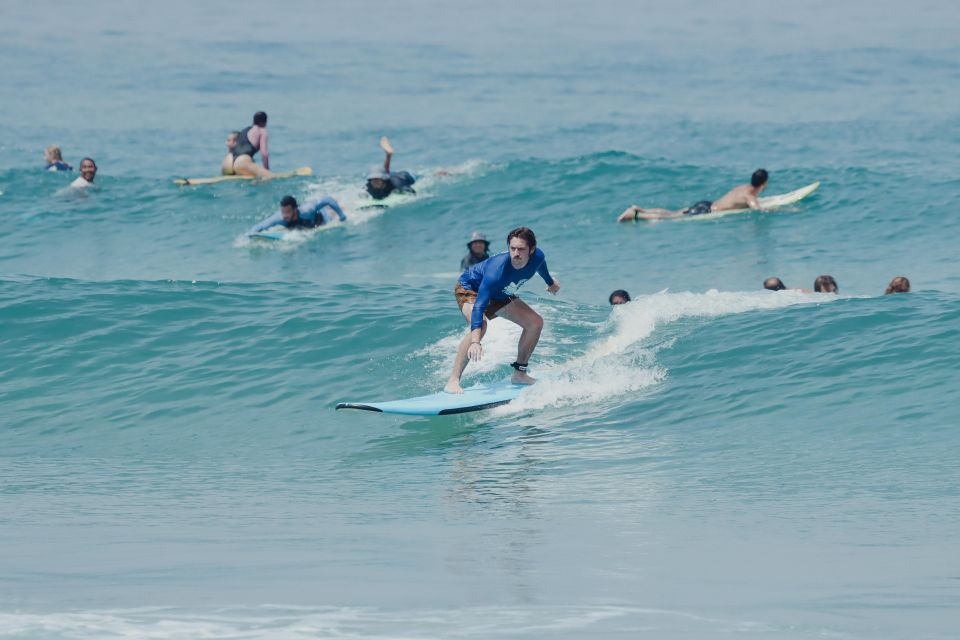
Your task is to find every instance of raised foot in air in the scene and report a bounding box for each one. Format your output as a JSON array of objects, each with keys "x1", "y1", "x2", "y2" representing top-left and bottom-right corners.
[
  {"x1": 511, "y1": 371, "x2": 536, "y2": 385},
  {"x1": 379, "y1": 136, "x2": 394, "y2": 155}
]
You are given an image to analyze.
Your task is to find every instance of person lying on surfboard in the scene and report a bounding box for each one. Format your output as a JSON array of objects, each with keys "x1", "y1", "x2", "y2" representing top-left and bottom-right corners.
[
  {"x1": 223, "y1": 111, "x2": 274, "y2": 179},
  {"x1": 445, "y1": 226, "x2": 560, "y2": 394},
  {"x1": 617, "y1": 169, "x2": 769, "y2": 222},
  {"x1": 365, "y1": 136, "x2": 417, "y2": 200},
  {"x1": 249, "y1": 194, "x2": 346, "y2": 234}
]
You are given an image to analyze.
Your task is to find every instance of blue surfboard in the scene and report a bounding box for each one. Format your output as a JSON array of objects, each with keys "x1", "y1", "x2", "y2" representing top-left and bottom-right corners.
[{"x1": 336, "y1": 378, "x2": 524, "y2": 415}]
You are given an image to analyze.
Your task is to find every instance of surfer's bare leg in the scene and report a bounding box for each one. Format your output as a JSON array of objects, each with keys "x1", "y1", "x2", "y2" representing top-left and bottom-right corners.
[
  {"x1": 444, "y1": 303, "x2": 487, "y2": 394},
  {"x1": 233, "y1": 155, "x2": 275, "y2": 179},
  {"x1": 618, "y1": 205, "x2": 683, "y2": 222},
  {"x1": 496, "y1": 299, "x2": 542, "y2": 385}
]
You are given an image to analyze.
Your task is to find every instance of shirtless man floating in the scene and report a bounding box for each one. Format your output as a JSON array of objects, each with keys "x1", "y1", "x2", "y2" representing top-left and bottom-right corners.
[
  {"x1": 445, "y1": 227, "x2": 560, "y2": 394},
  {"x1": 618, "y1": 169, "x2": 769, "y2": 222}
]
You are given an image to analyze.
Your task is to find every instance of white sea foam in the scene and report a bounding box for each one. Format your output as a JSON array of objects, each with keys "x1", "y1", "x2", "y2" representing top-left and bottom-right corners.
[
  {"x1": 233, "y1": 161, "x2": 488, "y2": 250},
  {"x1": 0, "y1": 604, "x2": 759, "y2": 639},
  {"x1": 418, "y1": 289, "x2": 837, "y2": 413}
]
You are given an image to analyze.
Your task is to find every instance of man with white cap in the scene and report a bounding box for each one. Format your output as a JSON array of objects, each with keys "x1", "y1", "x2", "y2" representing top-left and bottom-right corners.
[{"x1": 460, "y1": 231, "x2": 491, "y2": 271}]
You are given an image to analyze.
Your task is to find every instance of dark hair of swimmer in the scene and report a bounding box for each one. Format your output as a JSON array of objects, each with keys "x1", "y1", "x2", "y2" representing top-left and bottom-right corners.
[
  {"x1": 751, "y1": 169, "x2": 768, "y2": 188},
  {"x1": 609, "y1": 290, "x2": 631, "y2": 305},
  {"x1": 280, "y1": 195, "x2": 297, "y2": 209},
  {"x1": 507, "y1": 226, "x2": 537, "y2": 249},
  {"x1": 366, "y1": 180, "x2": 392, "y2": 200},
  {"x1": 814, "y1": 275, "x2": 838, "y2": 293},
  {"x1": 80, "y1": 157, "x2": 97, "y2": 169},
  {"x1": 764, "y1": 277, "x2": 786, "y2": 291},
  {"x1": 253, "y1": 111, "x2": 268, "y2": 127},
  {"x1": 885, "y1": 276, "x2": 910, "y2": 295}
]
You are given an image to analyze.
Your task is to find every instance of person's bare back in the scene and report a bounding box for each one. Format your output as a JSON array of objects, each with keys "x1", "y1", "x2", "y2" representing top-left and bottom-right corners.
[{"x1": 712, "y1": 182, "x2": 762, "y2": 212}]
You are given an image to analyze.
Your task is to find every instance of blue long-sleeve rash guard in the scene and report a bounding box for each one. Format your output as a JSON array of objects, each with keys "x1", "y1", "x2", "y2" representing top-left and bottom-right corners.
[
  {"x1": 250, "y1": 197, "x2": 346, "y2": 233},
  {"x1": 458, "y1": 248, "x2": 555, "y2": 330}
]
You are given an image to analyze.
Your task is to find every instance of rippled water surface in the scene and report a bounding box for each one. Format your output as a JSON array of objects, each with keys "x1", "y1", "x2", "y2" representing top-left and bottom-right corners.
[{"x1": 2, "y1": 0, "x2": 959, "y2": 638}]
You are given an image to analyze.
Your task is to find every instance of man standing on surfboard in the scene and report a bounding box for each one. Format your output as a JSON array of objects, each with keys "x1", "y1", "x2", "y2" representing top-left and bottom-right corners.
[
  {"x1": 444, "y1": 227, "x2": 560, "y2": 394},
  {"x1": 618, "y1": 169, "x2": 769, "y2": 222}
]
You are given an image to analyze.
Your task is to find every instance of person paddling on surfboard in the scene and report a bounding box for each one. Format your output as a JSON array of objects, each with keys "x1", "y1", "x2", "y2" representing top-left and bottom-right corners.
[
  {"x1": 618, "y1": 169, "x2": 769, "y2": 222},
  {"x1": 365, "y1": 136, "x2": 417, "y2": 200},
  {"x1": 224, "y1": 111, "x2": 274, "y2": 179},
  {"x1": 249, "y1": 194, "x2": 346, "y2": 234},
  {"x1": 444, "y1": 227, "x2": 560, "y2": 394}
]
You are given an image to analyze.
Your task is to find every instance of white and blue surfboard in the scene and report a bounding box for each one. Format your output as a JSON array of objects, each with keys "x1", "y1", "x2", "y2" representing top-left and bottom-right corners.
[
  {"x1": 336, "y1": 378, "x2": 524, "y2": 415},
  {"x1": 356, "y1": 192, "x2": 417, "y2": 210}
]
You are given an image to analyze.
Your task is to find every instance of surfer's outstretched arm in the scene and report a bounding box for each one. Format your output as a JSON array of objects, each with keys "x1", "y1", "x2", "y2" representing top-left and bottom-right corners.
[
  {"x1": 310, "y1": 196, "x2": 347, "y2": 222},
  {"x1": 250, "y1": 211, "x2": 283, "y2": 233}
]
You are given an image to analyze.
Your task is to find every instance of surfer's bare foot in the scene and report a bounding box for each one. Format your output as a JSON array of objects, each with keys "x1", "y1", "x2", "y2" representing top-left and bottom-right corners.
[
  {"x1": 617, "y1": 206, "x2": 639, "y2": 223},
  {"x1": 444, "y1": 380, "x2": 464, "y2": 394},
  {"x1": 511, "y1": 371, "x2": 536, "y2": 385},
  {"x1": 379, "y1": 136, "x2": 394, "y2": 155}
]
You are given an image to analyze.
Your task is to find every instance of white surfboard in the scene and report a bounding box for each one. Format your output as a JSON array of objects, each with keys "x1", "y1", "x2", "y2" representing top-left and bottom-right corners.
[
  {"x1": 624, "y1": 181, "x2": 820, "y2": 223},
  {"x1": 678, "y1": 181, "x2": 820, "y2": 221},
  {"x1": 337, "y1": 378, "x2": 524, "y2": 415},
  {"x1": 357, "y1": 191, "x2": 417, "y2": 210},
  {"x1": 248, "y1": 219, "x2": 344, "y2": 241}
]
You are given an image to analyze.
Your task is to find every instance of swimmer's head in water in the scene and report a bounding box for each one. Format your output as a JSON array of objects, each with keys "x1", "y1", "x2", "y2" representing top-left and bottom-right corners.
[
  {"x1": 814, "y1": 275, "x2": 838, "y2": 294},
  {"x1": 885, "y1": 276, "x2": 910, "y2": 295},
  {"x1": 467, "y1": 231, "x2": 490, "y2": 256},
  {"x1": 764, "y1": 277, "x2": 786, "y2": 291},
  {"x1": 507, "y1": 227, "x2": 536, "y2": 269},
  {"x1": 79, "y1": 158, "x2": 97, "y2": 182},
  {"x1": 226, "y1": 131, "x2": 239, "y2": 149},
  {"x1": 45, "y1": 145, "x2": 63, "y2": 162},
  {"x1": 609, "y1": 290, "x2": 631, "y2": 305},
  {"x1": 253, "y1": 111, "x2": 267, "y2": 127},
  {"x1": 280, "y1": 195, "x2": 299, "y2": 223},
  {"x1": 751, "y1": 168, "x2": 769, "y2": 189}
]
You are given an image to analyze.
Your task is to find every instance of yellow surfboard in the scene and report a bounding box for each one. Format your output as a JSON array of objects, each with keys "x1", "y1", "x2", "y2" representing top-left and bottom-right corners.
[{"x1": 174, "y1": 166, "x2": 312, "y2": 185}]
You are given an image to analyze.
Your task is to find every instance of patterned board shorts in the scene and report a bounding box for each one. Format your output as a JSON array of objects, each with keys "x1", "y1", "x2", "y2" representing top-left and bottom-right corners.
[{"x1": 454, "y1": 282, "x2": 516, "y2": 320}]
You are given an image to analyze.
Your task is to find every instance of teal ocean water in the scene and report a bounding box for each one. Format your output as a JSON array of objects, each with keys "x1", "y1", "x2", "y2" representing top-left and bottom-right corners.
[{"x1": 2, "y1": 1, "x2": 959, "y2": 638}]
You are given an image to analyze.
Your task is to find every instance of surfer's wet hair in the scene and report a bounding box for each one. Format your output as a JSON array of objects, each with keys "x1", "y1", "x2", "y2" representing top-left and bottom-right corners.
[
  {"x1": 885, "y1": 276, "x2": 910, "y2": 294},
  {"x1": 751, "y1": 168, "x2": 768, "y2": 188},
  {"x1": 814, "y1": 275, "x2": 838, "y2": 293},
  {"x1": 253, "y1": 111, "x2": 268, "y2": 126},
  {"x1": 507, "y1": 227, "x2": 536, "y2": 249},
  {"x1": 280, "y1": 195, "x2": 297, "y2": 209},
  {"x1": 80, "y1": 157, "x2": 97, "y2": 169},
  {"x1": 609, "y1": 289, "x2": 631, "y2": 304},
  {"x1": 764, "y1": 277, "x2": 786, "y2": 291}
]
